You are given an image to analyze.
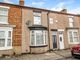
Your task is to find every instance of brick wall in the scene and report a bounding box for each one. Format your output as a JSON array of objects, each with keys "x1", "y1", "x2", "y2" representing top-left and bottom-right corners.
[
  {"x1": 8, "y1": 6, "x2": 22, "y2": 46},
  {"x1": 0, "y1": 4, "x2": 22, "y2": 46}
]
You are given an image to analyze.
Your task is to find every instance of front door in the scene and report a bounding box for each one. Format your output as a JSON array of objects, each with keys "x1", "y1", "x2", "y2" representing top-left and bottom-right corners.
[
  {"x1": 52, "y1": 35, "x2": 57, "y2": 48},
  {"x1": 59, "y1": 33, "x2": 64, "y2": 49}
]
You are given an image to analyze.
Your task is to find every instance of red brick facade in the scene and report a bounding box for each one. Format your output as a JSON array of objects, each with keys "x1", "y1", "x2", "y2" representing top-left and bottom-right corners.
[
  {"x1": 0, "y1": 3, "x2": 22, "y2": 55},
  {"x1": 8, "y1": 6, "x2": 22, "y2": 46}
]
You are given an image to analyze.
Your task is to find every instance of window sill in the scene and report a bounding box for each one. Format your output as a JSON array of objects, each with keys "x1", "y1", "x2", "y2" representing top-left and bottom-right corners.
[
  {"x1": 0, "y1": 24, "x2": 16, "y2": 28},
  {"x1": 0, "y1": 47, "x2": 13, "y2": 50},
  {"x1": 0, "y1": 6, "x2": 10, "y2": 9},
  {"x1": 0, "y1": 22, "x2": 9, "y2": 24},
  {"x1": 30, "y1": 45, "x2": 48, "y2": 48},
  {"x1": 69, "y1": 42, "x2": 80, "y2": 44}
]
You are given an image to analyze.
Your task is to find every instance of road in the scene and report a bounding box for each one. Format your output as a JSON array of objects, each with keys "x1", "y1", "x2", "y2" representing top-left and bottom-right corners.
[
  {"x1": 0, "y1": 56, "x2": 80, "y2": 60},
  {"x1": 57, "y1": 57, "x2": 80, "y2": 60}
]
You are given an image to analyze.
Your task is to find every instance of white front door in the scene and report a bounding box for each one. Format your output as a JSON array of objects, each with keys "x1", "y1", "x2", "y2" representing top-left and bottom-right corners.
[{"x1": 59, "y1": 33, "x2": 64, "y2": 49}]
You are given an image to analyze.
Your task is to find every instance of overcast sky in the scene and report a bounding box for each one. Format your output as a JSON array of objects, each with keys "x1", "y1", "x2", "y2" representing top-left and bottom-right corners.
[{"x1": 0, "y1": 0, "x2": 80, "y2": 14}]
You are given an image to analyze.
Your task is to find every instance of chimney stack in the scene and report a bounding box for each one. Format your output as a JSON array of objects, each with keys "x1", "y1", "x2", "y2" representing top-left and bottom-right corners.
[
  {"x1": 19, "y1": 0, "x2": 24, "y2": 6},
  {"x1": 61, "y1": 9, "x2": 67, "y2": 13}
]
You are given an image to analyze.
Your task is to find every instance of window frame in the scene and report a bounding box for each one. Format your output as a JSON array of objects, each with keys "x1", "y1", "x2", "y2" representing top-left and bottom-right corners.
[
  {"x1": 68, "y1": 29, "x2": 79, "y2": 44},
  {"x1": 49, "y1": 18, "x2": 53, "y2": 24},
  {"x1": 0, "y1": 6, "x2": 9, "y2": 24},
  {"x1": 33, "y1": 12, "x2": 41, "y2": 25},
  {"x1": 0, "y1": 27, "x2": 13, "y2": 50},
  {"x1": 69, "y1": 17, "x2": 74, "y2": 27},
  {"x1": 30, "y1": 30, "x2": 47, "y2": 46}
]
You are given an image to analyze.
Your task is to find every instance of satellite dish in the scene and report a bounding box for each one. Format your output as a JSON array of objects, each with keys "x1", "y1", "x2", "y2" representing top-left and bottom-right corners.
[{"x1": 26, "y1": 20, "x2": 32, "y2": 26}]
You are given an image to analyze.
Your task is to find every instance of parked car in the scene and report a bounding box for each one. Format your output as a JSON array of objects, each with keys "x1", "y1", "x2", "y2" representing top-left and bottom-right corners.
[{"x1": 71, "y1": 44, "x2": 80, "y2": 57}]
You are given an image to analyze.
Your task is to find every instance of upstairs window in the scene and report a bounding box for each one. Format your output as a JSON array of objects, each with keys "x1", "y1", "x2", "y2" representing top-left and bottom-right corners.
[
  {"x1": 33, "y1": 12, "x2": 41, "y2": 25},
  {"x1": 49, "y1": 18, "x2": 53, "y2": 24},
  {"x1": 69, "y1": 17, "x2": 74, "y2": 27},
  {"x1": 0, "y1": 6, "x2": 9, "y2": 24}
]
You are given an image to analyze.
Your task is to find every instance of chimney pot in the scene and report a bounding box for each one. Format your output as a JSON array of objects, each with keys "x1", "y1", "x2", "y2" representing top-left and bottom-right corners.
[
  {"x1": 19, "y1": 0, "x2": 24, "y2": 6},
  {"x1": 61, "y1": 9, "x2": 67, "y2": 13}
]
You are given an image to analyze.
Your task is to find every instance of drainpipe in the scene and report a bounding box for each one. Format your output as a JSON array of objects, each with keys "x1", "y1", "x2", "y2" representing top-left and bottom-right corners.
[
  {"x1": 21, "y1": 6, "x2": 23, "y2": 54},
  {"x1": 47, "y1": 11, "x2": 50, "y2": 51}
]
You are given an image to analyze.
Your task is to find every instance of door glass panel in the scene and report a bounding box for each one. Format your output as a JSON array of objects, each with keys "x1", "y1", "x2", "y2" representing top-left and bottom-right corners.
[
  {"x1": 52, "y1": 31, "x2": 57, "y2": 48},
  {"x1": 60, "y1": 37, "x2": 62, "y2": 41},
  {"x1": 53, "y1": 35, "x2": 56, "y2": 42},
  {"x1": 53, "y1": 35, "x2": 57, "y2": 48}
]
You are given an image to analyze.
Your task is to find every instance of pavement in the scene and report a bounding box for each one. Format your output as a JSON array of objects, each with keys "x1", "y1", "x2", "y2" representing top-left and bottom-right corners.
[
  {"x1": 0, "y1": 49, "x2": 72, "y2": 60},
  {"x1": 54, "y1": 49, "x2": 71, "y2": 59}
]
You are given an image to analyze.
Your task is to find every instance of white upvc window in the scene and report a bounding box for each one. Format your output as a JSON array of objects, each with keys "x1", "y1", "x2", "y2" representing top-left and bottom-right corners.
[
  {"x1": 30, "y1": 30, "x2": 47, "y2": 46},
  {"x1": 68, "y1": 30, "x2": 79, "y2": 44},
  {"x1": 0, "y1": 27, "x2": 13, "y2": 50},
  {"x1": 0, "y1": 6, "x2": 9, "y2": 24},
  {"x1": 69, "y1": 17, "x2": 74, "y2": 27},
  {"x1": 33, "y1": 12, "x2": 41, "y2": 25},
  {"x1": 49, "y1": 18, "x2": 53, "y2": 24}
]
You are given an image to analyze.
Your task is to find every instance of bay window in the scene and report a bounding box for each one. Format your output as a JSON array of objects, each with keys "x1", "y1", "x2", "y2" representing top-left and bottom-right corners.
[
  {"x1": 30, "y1": 30, "x2": 47, "y2": 46},
  {"x1": 68, "y1": 30, "x2": 79, "y2": 44},
  {"x1": 0, "y1": 27, "x2": 13, "y2": 50}
]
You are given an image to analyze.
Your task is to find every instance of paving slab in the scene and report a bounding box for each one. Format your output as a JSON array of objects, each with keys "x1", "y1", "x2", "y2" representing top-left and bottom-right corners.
[{"x1": 53, "y1": 49, "x2": 71, "y2": 58}]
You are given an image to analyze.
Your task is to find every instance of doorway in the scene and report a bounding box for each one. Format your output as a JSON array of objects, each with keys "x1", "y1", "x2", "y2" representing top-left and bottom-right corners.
[
  {"x1": 59, "y1": 33, "x2": 64, "y2": 49},
  {"x1": 52, "y1": 31, "x2": 57, "y2": 49}
]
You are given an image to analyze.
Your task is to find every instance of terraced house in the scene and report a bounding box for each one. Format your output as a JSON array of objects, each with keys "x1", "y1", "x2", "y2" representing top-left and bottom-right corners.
[{"x1": 0, "y1": 0, "x2": 80, "y2": 55}]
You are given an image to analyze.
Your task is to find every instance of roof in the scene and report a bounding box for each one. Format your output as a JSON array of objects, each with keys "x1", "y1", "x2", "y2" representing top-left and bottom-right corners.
[
  {"x1": 28, "y1": 25, "x2": 47, "y2": 30},
  {"x1": 0, "y1": 2, "x2": 80, "y2": 17}
]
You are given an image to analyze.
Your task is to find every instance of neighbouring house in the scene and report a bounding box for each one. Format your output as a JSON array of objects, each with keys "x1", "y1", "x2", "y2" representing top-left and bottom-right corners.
[
  {"x1": 0, "y1": 1, "x2": 22, "y2": 55},
  {"x1": 0, "y1": 0, "x2": 80, "y2": 55}
]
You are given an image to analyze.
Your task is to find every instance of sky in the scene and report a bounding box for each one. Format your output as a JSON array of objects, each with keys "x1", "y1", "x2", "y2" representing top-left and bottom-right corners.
[{"x1": 0, "y1": 0, "x2": 80, "y2": 14}]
